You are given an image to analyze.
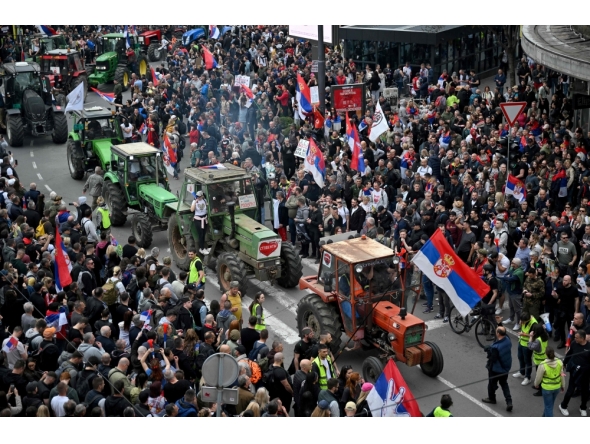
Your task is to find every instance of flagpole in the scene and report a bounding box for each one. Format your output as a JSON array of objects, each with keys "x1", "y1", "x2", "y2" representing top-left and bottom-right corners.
[{"x1": 317, "y1": 26, "x2": 325, "y2": 116}]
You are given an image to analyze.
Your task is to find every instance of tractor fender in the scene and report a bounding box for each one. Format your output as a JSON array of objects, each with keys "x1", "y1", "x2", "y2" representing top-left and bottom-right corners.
[
  {"x1": 103, "y1": 171, "x2": 119, "y2": 184},
  {"x1": 71, "y1": 71, "x2": 86, "y2": 78},
  {"x1": 6, "y1": 108, "x2": 21, "y2": 116}
]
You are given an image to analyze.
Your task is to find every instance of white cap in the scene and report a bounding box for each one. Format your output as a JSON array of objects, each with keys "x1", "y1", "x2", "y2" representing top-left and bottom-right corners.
[{"x1": 149, "y1": 264, "x2": 156, "y2": 271}]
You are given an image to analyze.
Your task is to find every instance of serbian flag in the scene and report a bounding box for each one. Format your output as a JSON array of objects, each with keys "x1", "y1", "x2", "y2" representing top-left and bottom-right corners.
[
  {"x1": 37, "y1": 25, "x2": 57, "y2": 36},
  {"x1": 202, "y1": 47, "x2": 218, "y2": 70},
  {"x1": 412, "y1": 229, "x2": 490, "y2": 317},
  {"x1": 199, "y1": 164, "x2": 227, "y2": 170},
  {"x1": 303, "y1": 138, "x2": 325, "y2": 188},
  {"x1": 140, "y1": 310, "x2": 152, "y2": 322},
  {"x1": 54, "y1": 228, "x2": 72, "y2": 291},
  {"x1": 2, "y1": 336, "x2": 19, "y2": 353},
  {"x1": 366, "y1": 360, "x2": 421, "y2": 417},
  {"x1": 240, "y1": 84, "x2": 254, "y2": 99},
  {"x1": 139, "y1": 123, "x2": 147, "y2": 135},
  {"x1": 163, "y1": 134, "x2": 177, "y2": 166},
  {"x1": 505, "y1": 174, "x2": 526, "y2": 203},
  {"x1": 45, "y1": 308, "x2": 68, "y2": 329},
  {"x1": 346, "y1": 113, "x2": 365, "y2": 173},
  {"x1": 90, "y1": 87, "x2": 115, "y2": 104},
  {"x1": 400, "y1": 157, "x2": 409, "y2": 179},
  {"x1": 151, "y1": 67, "x2": 159, "y2": 87},
  {"x1": 552, "y1": 168, "x2": 568, "y2": 198},
  {"x1": 296, "y1": 73, "x2": 313, "y2": 121},
  {"x1": 209, "y1": 25, "x2": 220, "y2": 39},
  {"x1": 313, "y1": 108, "x2": 325, "y2": 129}
]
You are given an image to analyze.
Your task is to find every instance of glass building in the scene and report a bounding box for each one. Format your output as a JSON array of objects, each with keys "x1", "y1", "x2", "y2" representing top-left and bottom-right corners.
[{"x1": 338, "y1": 25, "x2": 504, "y2": 78}]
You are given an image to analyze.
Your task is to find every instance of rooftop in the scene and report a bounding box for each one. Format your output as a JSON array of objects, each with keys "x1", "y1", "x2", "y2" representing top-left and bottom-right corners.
[
  {"x1": 184, "y1": 164, "x2": 250, "y2": 184},
  {"x1": 112, "y1": 142, "x2": 159, "y2": 157},
  {"x1": 322, "y1": 237, "x2": 394, "y2": 264}
]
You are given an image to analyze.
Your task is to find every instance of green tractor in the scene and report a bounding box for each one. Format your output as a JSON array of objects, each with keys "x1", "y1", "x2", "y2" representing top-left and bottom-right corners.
[
  {"x1": 87, "y1": 33, "x2": 150, "y2": 92},
  {"x1": 167, "y1": 165, "x2": 303, "y2": 296}
]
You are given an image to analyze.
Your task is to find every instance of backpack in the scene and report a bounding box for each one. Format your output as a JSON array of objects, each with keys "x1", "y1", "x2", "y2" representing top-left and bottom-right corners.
[
  {"x1": 125, "y1": 277, "x2": 138, "y2": 299},
  {"x1": 261, "y1": 366, "x2": 275, "y2": 385},
  {"x1": 77, "y1": 270, "x2": 92, "y2": 289},
  {"x1": 102, "y1": 279, "x2": 120, "y2": 306},
  {"x1": 81, "y1": 219, "x2": 92, "y2": 237},
  {"x1": 35, "y1": 223, "x2": 46, "y2": 239},
  {"x1": 248, "y1": 342, "x2": 267, "y2": 361},
  {"x1": 247, "y1": 359, "x2": 262, "y2": 384},
  {"x1": 76, "y1": 371, "x2": 98, "y2": 400},
  {"x1": 257, "y1": 356, "x2": 269, "y2": 373},
  {"x1": 122, "y1": 270, "x2": 134, "y2": 288}
]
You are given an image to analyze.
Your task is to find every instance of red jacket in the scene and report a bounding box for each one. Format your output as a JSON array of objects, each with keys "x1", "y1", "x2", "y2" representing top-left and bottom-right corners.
[{"x1": 276, "y1": 90, "x2": 290, "y2": 107}]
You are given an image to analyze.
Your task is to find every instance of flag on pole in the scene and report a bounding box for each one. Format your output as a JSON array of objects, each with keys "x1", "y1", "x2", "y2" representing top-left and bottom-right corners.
[
  {"x1": 412, "y1": 230, "x2": 490, "y2": 317},
  {"x1": 303, "y1": 138, "x2": 325, "y2": 188},
  {"x1": 313, "y1": 108, "x2": 325, "y2": 129},
  {"x1": 140, "y1": 310, "x2": 152, "y2": 322},
  {"x1": 151, "y1": 67, "x2": 159, "y2": 87},
  {"x1": 505, "y1": 174, "x2": 526, "y2": 203},
  {"x1": 123, "y1": 25, "x2": 131, "y2": 49},
  {"x1": 369, "y1": 102, "x2": 389, "y2": 143},
  {"x1": 295, "y1": 73, "x2": 313, "y2": 121},
  {"x1": 139, "y1": 123, "x2": 147, "y2": 135},
  {"x1": 346, "y1": 113, "x2": 365, "y2": 173},
  {"x1": 202, "y1": 47, "x2": 218, "y2": 70},
  {"x1": 366, "y1": 360, "x2": 422, "y2": 417},
  {"x1": 90, "y1": 87, "x2": 115, "y2": 104},
  {"x1": 36, "y1": 25, "x2": 57, "y2": 36},
  {"x1": 163, "y1": 134, "x2": 177, "y2": 166},
  {"x1": 65, "y1": 81, "x2": 85, "y2": 113},
  {"x1": 552, "y1": 168, "x2": 567, "y2": 198},
  {"x1": 54, "y1": 228, "x2": 72, "y2": 291},
  {"x1": 240, "y1": 84, "x2": 254, "y2": 99},
  {"x1": 209, "y1": 25, "x2": 220, "y2": 39},
  {"x1": 358, "y1": 120, "x2": 368, "y2": 133}
]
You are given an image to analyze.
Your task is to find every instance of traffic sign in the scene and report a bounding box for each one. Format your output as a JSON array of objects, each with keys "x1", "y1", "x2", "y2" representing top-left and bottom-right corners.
[
  {"x1": 500, "y1": 102, "x2": 527, "y2": 126},
  {"x1": 201, "y1": 353, "x2": 239, "y2": 388}
]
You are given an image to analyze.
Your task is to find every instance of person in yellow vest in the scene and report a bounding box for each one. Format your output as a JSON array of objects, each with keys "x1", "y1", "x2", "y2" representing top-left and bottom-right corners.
[
  {"x1": 426, "y1": 394, "x2": 454, "y2": 417},
  {"x1": 533, "y1": 347, "x2": 565, "y2": 417},
  {"x1": 94, "y1": 197, "x2": 111, "y2": 237},
  {"x1": 249, "y1": 291, "x2": 266, "y2": 331},
  {"x1": 187, "y1": 248, "x2": 206, "y2": 290},
  {"x1": 512, "y1": 311, "x2": 537, "y2": 386},
  {"x1": 221, "y1": 281, "x2": 242, "y2": 327},
  {"x1": 528, "y1": 323, "x2": 549, "y2": 397},
  {"x1": 311, "y1": 344, "x2": 336, "y2": 390}
]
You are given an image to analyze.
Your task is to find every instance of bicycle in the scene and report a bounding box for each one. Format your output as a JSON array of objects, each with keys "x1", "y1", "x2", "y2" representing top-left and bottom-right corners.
[{"x1": 448, "y1": 304, "x2": 496, "y2": 348}]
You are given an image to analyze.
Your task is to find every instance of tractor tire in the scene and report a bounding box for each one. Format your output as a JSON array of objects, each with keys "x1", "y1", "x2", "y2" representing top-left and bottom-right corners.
[
  {"x1": 147, "y1": 43, "x2": 165, "y2": 62},
  {"x1": 276, "y1": 242, "x2": 302, "y2": 288},
  {"x1": 167, "y1": 216, "x2": 195, "y2": 271},
  {"x1": 67, "y1": 139, "x2": 85, "y2": 180},
  {"x1": 85, "y1": 65, "x2": 95, "y2": 76},
  {"x1": 296, "y1": 293, "x2": 343, "y2": 351},
  {"x1": 51, "y1": 112, "x2": 68, "y2": 144},
  {"x1": 137, "y1": 55, "x2": 149, "y2": 78},
  {"x1": 217, "y1": 251, "x2": 247, "y2": 295},
  {"x1": 114, "y1": 65, "x2": 131, "y2": 92},
  {"x1": 70, "y1": 75, "x2": 88, "y2": 100},
  {"x1": 103, "y1": 180, "x2": 127, "y2": 226},
  {"x1": 6, "y1": 115, "x2": 24, "y2": 147},
  {"x1": 420, "y1": 341, "x2": 444, "y2": 378},
  {"x1": 362, "y1": 356, "x2": 385, "y2": 384},
  {"x1": 132, "y1": 212, "x2": 153, "y2": 249},
  {"x1": 55, "y1": 94, "x2": 66, "y2": 108}
]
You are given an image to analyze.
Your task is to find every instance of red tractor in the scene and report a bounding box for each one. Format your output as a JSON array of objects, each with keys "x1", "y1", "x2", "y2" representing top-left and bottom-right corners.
[
  {"x1": 38, "y1": 49, "x2": 88, "y2": 105},
  {"x1": 137, "y1": 29, "x2": 167, "y2": 62}
]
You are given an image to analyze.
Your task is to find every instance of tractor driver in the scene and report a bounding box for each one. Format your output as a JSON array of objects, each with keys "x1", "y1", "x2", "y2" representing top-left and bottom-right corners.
[{"x1": 208, "y1": 183, "x2": 227, "y2": 213}]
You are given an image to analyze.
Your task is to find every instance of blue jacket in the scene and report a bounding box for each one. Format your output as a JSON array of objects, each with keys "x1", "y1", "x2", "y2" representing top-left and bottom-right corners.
[{"x1": 489, "y1": 336, "x2": 512, "y2": 373}]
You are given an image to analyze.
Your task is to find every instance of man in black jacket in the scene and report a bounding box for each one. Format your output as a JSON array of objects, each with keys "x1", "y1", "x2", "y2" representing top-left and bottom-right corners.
[
  {"x1": 306, "y1": 201, "x2": 323, "y2": 263},
  {"x1": 349, "y1": 198, "x2": 367, "y2": 234},
  {"x1": 559, "y1": 330, "x2": 590, "y2": 416}
]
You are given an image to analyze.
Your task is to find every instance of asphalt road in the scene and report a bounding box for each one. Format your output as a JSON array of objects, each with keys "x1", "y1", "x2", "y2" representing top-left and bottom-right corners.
[{"x1": 12, "y1": 71, "x2": 580, "y2": 418}]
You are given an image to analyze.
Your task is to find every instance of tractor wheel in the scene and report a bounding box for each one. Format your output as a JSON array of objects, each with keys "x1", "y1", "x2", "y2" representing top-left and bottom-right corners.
[
  {"x1": 103, "y1": 180, "x2": 127, "y2": 226},
  {"x1": 362, "y1": 356, "x2": 385, "y2": 384},
  {"x1": 6, "y1": 115, "x2": 24, "y2": 147},
  {"x1": 137, "y1": 55, "x2": 149, "y2": 78},
  {"x1": 85, "y1": 65, "x2": 95, "y2": 76},
  {"x1": 420, "y1": 341, "x2": 444, "y2": 378},
  {"x1": 71, "y1": 75, "x2": 88, "y2": 100},
  {"x1": 55, "y1": 94, "x2": 66, "y2": 107},
  {"x1": 147, "y1": 43, "x2": 165, "y2": 62},
  {"x1": 217, "y1": 251, "x2": 247, "y2": 295},
  {"x1": 132, "y1": 212, "x2": 153, "y2": 249},
  {"x1": 67, "y1": 139, "x2": 85, "y2": 180},
  {"x1": 167, "y1": 215, "x2": 195, "y2": 271},
  {"x1": 51, "y1": 112, "x2": 68, "y2": 144},
  {"x1": 296, "y1": 293, "x2": 342, "y2": 351},
  {"x1": 114, "y1": 66, "x2": 131, "y2": 92},
  {"x1": 276, "y1": 242, "x2": 302, "y2": 288}
]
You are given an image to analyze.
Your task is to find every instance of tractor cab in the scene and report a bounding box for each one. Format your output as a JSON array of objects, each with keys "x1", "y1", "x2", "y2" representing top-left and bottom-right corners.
[
  {"x1": 36, "y1": 34, "x2": 68, "y2": 55},
  {"x1": 39, "y1": 49, "x2": 87, "y2": 97},
  {"x1": 181, "y1": 28, "x2": 206, "y2": 48},
  {"x1": 0, "y1": 62, "x2": 44, "y2": 109}
]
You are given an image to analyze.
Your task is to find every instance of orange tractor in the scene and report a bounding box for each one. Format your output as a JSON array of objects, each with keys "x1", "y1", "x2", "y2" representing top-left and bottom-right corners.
[{"x1": 296, "y1": 234, "x2": 444, "y2": 382}]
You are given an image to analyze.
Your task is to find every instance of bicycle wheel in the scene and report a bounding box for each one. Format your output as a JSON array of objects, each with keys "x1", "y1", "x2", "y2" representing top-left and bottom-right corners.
[
  {"x1": 448, "y1": 306, "x2": 468, "y2": 334},
  {"x1": 475, "y1": 318, "x2": 496, "y2": 348}
]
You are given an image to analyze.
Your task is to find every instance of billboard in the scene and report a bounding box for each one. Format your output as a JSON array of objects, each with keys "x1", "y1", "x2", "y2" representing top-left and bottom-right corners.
[
  {"x1": 331, "y1": 84, "x2": 366, "y2": 114},
  {"x1": 288, "y1": 25, "x2": 333, "y2": 44}
]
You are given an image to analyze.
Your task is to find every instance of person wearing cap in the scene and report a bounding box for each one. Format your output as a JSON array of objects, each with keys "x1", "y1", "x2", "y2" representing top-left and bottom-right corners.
[
  {"x1": 221, "y1": 281, "x2": 243, "y2": 327},
  {"x1": 23, "y1": 381, "x2": 44, "y2": 411},
  {"x1": 354, "y1": 382, "x2": 374, "y2": 417},
  {"x1": 344, "y1": 401, "x2": 357, "y2": 417},
  {"x1": 190, "y1": 191, "x2": 209, "y2": 255}
]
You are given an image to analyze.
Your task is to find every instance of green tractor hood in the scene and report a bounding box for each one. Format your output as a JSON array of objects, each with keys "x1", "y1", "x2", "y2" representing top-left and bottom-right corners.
[
  {"x1": 138, "y1": 183, "x2": 178, "y2": 219},
  {"x1": 93, "y1": 140, "x2": 114, "y2": 168},
  {"x1": 95, "y1": 52, "x2": 117, "y2": 63},
  {"x1": 225, "y1": 214, "x2": 282, "y2": 261},
  {"x1": 88, "y1": 52, "x2": 117, "y2": 85}
]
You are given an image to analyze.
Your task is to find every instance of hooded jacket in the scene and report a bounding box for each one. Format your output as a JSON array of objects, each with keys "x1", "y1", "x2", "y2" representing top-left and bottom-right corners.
[{"x1": 216, "y1": 309, "x2": 237, "y2": 340}]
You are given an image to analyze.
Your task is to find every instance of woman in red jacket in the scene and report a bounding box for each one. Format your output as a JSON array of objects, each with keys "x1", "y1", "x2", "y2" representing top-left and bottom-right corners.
[{"x1": 275, "y1": 85, "x2": 290, "y2": 116}]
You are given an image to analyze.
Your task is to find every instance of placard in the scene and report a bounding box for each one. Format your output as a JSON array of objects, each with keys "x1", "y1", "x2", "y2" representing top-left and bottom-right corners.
[
  {"x1": 294, "y1": 140, "x2": 309, "y2": 158},
  {"x1": 311, "y1": 60, "x2": 318, "y2": 73},
  {"x1": 238, "y1": 194, "x2": 257, "y2": 210},
  {"x1": 234, "y1": 75, "x2": 250, "y2": 88},
  {"x1": 331, "y1": 84, "x2": 365, "y2": 114},
  {"x1": 310, "y1": 86, "x2": 319, "y2": 105}
]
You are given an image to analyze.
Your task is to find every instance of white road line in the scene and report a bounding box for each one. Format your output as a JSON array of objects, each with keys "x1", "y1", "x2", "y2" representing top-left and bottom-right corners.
[
  {"x1": 45, "y1": 184, "x2": 52, "y2": 192},
  {"x1": 249, "y1": 278, "x2": 298, "y2": 315},
  {"x1": 435, "y1": 375, "x2": 504, "y2": 417},
  {"x1": 32, "y1": 162, "x2": 37, "y2": 169},
  {"x1": 30, "y1": 151, "x2": 34, "y2": 157},
  {"x1": 37, "y1": 173, "x2": 43, "y2": 180},
  {"x1": 30, "y1": 140, "x2": 34, "y2": 147}
]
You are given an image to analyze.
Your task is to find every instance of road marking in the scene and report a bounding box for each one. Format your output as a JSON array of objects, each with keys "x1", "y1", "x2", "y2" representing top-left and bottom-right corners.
[
  {"x1": 45, "y1": 184, "x2": 52, "y2": 192},
  {"x1": 37, "y1": 173, "x2": 43, "y2": 180},
  {"x1": 30, "y1": 140, "x2": 34, "y2": 147},
  {"x1": 249, "y1": 278, "x2": 298, "y2": 315},
  {"x1": 30, "y1": 151, "x2": 34, "y2": 157},
  {"x1": 436, "y1": 375, "x2": 504, "y2": 417},
  {"x1": 32, "y1": 162, "x2": 37, "y2": 169}
]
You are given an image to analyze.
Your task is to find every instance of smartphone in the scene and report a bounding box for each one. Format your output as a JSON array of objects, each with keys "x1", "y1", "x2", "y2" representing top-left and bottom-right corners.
[{"x1": 9, "y1": 384, "x2": 15, "y2": 392}]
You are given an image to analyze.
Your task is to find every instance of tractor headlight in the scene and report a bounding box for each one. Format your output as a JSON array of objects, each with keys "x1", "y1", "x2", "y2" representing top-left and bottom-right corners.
[
  {"x1": 275, "y1": 259, "x2": 281, "y2": 265},
  {"x1": 139, "y1": 36, "x2": 144, "y2": 43},
  {"x1": 388, "y1": 333, "x2": 396, "y2": 342},
  {"x1": 392, "y1": 256, "x2": 400, "y2": 265},
  {"x1": 355, "y1": 264, "x2": 363, "y2": 273}
]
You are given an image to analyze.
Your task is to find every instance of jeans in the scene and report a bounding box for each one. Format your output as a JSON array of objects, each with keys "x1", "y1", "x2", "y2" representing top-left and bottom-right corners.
[
  {"x1": 289, "y1": 218, "x2": 297, "y2": 244},
  {"x1": 508, "y1": 293, "x2": 523, "y2": 324},
  {"x1": 488, "y1": 370, "x2": 512, "y2": 403},
  {"x1": 371, "y1": 90, "x2": 380, "y2": 103},
  {"x1": 422, "y1": 275, "x2": 434, "y2": 308},
  {"x1": 517, "y1": 344, "x2": 533, "y2": 379},
  {"x1": 438, "y1": 290, "x2": 452, "y2": 318},
  {"x1": 542, "y1": 388, "x2": 560, "y2": 417},
  {"x1": 562, "y1": 83, "x2": 569, "y2": 96}
]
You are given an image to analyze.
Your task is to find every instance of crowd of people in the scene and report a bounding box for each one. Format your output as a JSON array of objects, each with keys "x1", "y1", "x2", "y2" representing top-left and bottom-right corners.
[{"x1": 1, "y1": 23, "x2": 590, "y2": 418}]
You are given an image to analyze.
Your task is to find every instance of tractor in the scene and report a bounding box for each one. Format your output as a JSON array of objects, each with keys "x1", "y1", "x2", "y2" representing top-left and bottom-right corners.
[
  {"x1": 0, "y1": 61, "x2": 68, "y2": 147},
  {"x1": 168, "y1": 165, "x2": 303, "y2": 296},
  {"x1": 296, "y1": 234, "x2": 444, "y2": 382},
  {"x1": 87, "y1": 33, "x2": 150, "y2": 92},
  {"x1": 34, "y1": 33, "x2": 69, "y2": 57},
  {"x1": 137, "y1": 29, "x2": 167, "y2": 62},
  {"x1": 38, "y1": 49, "x2": 88, "y2": 103}
]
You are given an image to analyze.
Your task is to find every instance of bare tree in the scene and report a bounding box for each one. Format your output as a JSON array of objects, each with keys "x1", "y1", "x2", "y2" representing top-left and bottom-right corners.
[{"x1": 481, "y1": 25, "x2": 520, "y2": 88}]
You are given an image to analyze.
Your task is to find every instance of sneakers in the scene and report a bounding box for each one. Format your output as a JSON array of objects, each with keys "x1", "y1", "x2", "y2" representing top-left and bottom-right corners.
[
  {"x1": 506, "y1": 403, "x2": 513, "y2": 412},
  {"x1": 423, "y1": 307, "x2": 434, "y2": 314},
  {"x1": 443, "y1": 317, "x2": 449, "y2": 323},
  {"x1": 512, "y1": 372, "x2": 524, "y2": 379},
  {"x1": 521, "y1": 378, "x2": 531, "y2": 386},
  {"x1": 481, "y1": 398, "x2": 496, "y2": 404},
  {"x1": 495, "y1": 308, "x2": 503, "y2": 315},
  {"x1": 503, "y1": 318, "x2": 513, "y2": 324},
  {"x1": 199, "y1": 248, "x2": 210, "y2": 255},
  {"x1": 512, "y1": 324, "x2": 521, "y2": 331},
  {"x1": 559, "y1": 405, "x2": 569, "y2": 416},
  {"x1": 581, "y1": 409, "x2": 588, "y2": 417},
  {"x1": 422, "y1": 302, "x2": 429, "y2": 307},
  {"x1": 434, "y1": 314, "x2": 441, "y2": 319}
]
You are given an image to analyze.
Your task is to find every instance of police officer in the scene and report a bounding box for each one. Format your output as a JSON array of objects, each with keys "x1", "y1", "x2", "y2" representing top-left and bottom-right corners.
[{"x1": 190, "y1": 190, "x2": 209, "y2": 255}]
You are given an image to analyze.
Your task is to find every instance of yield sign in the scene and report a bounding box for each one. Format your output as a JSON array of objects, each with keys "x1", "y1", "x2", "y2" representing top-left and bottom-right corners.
[{"x1": 500, "y1": 102, "x2": 527, "y2": 126}]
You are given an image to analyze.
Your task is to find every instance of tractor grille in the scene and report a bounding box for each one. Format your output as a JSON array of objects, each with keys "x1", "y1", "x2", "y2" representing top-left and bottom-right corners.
[
  {"x1": 404, "y1": 325, "x2": 424, "y2": 348},
  {"x1": 95, "y1": 61, "x2": 109, "y2": 71}
]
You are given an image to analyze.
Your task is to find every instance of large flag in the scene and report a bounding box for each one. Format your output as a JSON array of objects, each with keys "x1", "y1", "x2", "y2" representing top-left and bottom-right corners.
[
  {"x1": 123, "y1": 25, "x2": 131, "y2": 49},
  {"x1": 304, "y1": 138, "x2": 325, "y2": 188},
  {"x1": 199, "y1": 164, "x2": 227, "y2": 170},
  {"x1": 161, "y1": 134, "x2": 177, "y2": 175},
  {"x1": 65, "y1": 81, "x2": 85, "y2": 113},
  {"x1": 295, "y1": 73, "x2": 313, "y2": 121},
  {"x1": 369, "y1": 102, "x2": 389, "y2": 143},
  {"x1": 240, "y1": 84, "x2": 254, "y2": 99},
  {"x1": 313, "y1": 108, "x2": 325, "y2": 130},
  {"x1": 505, "y1": 174, "x2": 526, "y2": 203},
  {"x1": 36, "y1": 25, "x2": 57, "y2": 36},
  {"x1": 366, "y1": 360, "x2": 421, "y2": 417},
  {"x1": 54, "y1": 228, "x2": 72, "y2": 290},
  {"x1": 90, "y1": 87, "x2": 115, "y2": 104},
  {"x1": 202, "y1": 47, "x2": 218, "y2": 70},
  {"x1": 552, "y1": 168, "x2": 568, "y2": 198},
  {"x1": 45, "y1": 308, "x2": 68, "y2": 329},
  {"x1": 346, "y1": 113, "x2": 365, "y2": 173},
  {"x1": 209, "y1": 25, "x2": 220, "y2": 39},
  {"x1": 412, "y1": 230, "x2": 490, "y2": 317},
  {"x1": 151, "y1": 67, "x2": 159, "y2": 87}
]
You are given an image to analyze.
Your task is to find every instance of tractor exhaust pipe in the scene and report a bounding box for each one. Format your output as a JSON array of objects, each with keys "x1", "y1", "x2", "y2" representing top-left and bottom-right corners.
[{"x1": 227, "y1": 202, "x2": 236, "y2": 239}]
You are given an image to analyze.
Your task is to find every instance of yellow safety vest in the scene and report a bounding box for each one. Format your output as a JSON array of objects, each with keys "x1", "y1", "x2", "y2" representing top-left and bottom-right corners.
[
  {"x1": 519, "y1": 317, "x2": 537, "y2": 347},
  {"x1": 189, "y1": 257, "x2": 206, "y2": 284},
  {"x1": 251, "y1": 303, "x2": 265, "y2": 331},
  {"x1": 433, "y1": 406, "x2": 452, "y2": 417},
  {"x1": 532, "y1": 337, "x2": 548, "y2": 366},
  {"x1": 541, "y1": 360, "x2": 562, "y2": 391},
  {"x1": 312, "y1": 355, "x2": 335, "y2": 390},
  {"x1": 97, "y1": 207, "x2": 111, "y2": 229}
]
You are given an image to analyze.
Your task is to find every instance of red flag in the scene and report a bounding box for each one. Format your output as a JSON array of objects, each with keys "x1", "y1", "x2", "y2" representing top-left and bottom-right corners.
[
  {"x1": 346, "y1": 113, "x2": 363, "y2": 171},
  {"x1": 54, "y1": 229, "x2": 72, "y2": 289},
  {"x1": 202, "y1": 47, "x2": 218, "y2": 70},
  {"x1": 240, "y1": 84, "x2": 254, "y2": 99},
  {"x1": 163, "y1": 134, "x2": 177, "y2": 165},
  {"x1": 151, "y1": 67, "x2": 159, "y2": 87},
  {"x1": 313, "y1": 108, "x2": 325, "y2": 129}
]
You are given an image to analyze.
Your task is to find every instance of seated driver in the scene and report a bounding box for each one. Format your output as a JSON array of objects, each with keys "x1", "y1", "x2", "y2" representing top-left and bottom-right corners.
[{"x1": 208, "y1": 183, "x2": 226, "y2": 213}]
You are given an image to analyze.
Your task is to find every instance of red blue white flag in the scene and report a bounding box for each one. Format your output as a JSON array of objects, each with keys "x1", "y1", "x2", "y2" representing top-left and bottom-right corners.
[
  {"x1": 505, "y1": 174, "x2": 526, "y2": 203},
  {"x1": 346, "y1": 113, "x2": 364, "y2": 173},
  {"x1": 2, "y1": 336, "x2": 19, "y2": 353},
  {"x1": 303, "y1": 138, "x2": 325, "y2": 188},
  {"x1": 295, "y1": 73, "x2": 312, "y2": 120},
  {"x1": 90, "y1": 87, "x2": 115, "y2": 104},
  {"x1": 37, "y1": 25, "x2": 57, "y2": 36},
  {"x1": 202, "y1": 47, "x2": 218, "y2": 70},
  {"x1": 366, "y1": 359, "x2": 421, "y2": 417},
  {"x1": 209, "y1": 25, "x2": 220, "y2": 39},
  {"x1": 54, "y1": 228, "x2": 72, "y2": 291}
]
